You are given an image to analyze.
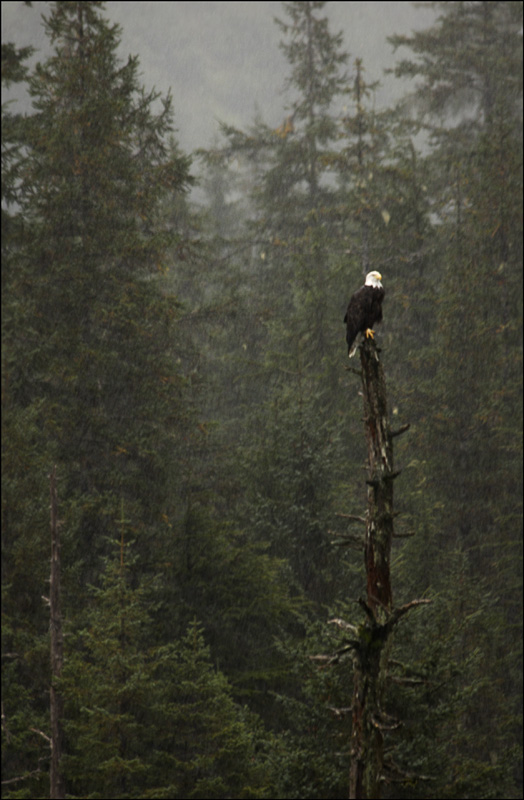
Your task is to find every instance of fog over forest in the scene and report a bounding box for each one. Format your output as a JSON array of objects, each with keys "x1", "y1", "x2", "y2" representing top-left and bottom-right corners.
[
  {"x1": 2, "y1": 1, "x2": 437, "y2": 153},
  {"x1": 2, "y1": 2, "x2": 522, "y2": 799}
]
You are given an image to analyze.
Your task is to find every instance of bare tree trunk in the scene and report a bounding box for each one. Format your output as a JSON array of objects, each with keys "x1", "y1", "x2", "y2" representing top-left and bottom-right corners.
[
  {"x1": 360, "y1": 339, "x2": 396, "y2": 617},
  {"x1": 49, "y1": 466, "x2": 65, "y2": 799},
  {"x1": 340, "y1": 339, "x2": 430, "y2": 798},
  {"x1": 345, "y1": 336, "x2": 408, "y2": 798},
  {"x1": 347, "y1": 339, "x2": 394, "y2": 799}
]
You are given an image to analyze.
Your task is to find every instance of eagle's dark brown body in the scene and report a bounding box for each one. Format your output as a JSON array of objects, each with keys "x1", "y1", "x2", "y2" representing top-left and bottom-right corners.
[{"x1": 344, "y1": 277, "x2": 385, "y2": 356}]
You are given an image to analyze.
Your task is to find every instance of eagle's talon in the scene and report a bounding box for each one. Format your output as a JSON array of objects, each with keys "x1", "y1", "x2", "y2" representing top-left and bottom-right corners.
[{"x1": 365, "y1": 328, "x2": 375, "y2": 340}]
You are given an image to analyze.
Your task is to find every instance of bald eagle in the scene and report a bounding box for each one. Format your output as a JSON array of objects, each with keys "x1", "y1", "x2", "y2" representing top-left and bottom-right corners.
[{"x1": 344, "y1": 271, "x2": 385, "y2": 358}]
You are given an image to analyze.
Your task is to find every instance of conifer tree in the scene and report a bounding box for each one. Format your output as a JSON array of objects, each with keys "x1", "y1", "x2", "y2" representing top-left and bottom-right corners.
[
  {"x1": 387, "y1": 3, "x2": 523, "y2": 794},
  {"x1": 202, "y1": 2, "x2": 354, "y2": 610},
  {"x1": 2, "y1": 2, "x2": 193, "y2": 790},
  {"x1": 3, "y1": 0, "x2": 193, "y2": 587},
  {"x1": 2, "y1": 38, "x2": 55, "y2": 799},
  {"x1": 62, "y1": 543, "x2": 272, "y2": 798},
  {"x1": 214, "y1": 0, "x2": 349, "y2": 341}
]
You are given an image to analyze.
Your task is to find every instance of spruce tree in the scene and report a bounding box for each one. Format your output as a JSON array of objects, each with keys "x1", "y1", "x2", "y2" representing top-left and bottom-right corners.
[
  {"x1": 387, "y1": 3, "x2": 523, "y2": 795},
  {"x1": 3, "y1": 0, "x2": 193, "y2": 586},
  {"x1": 62, "y1": 544, "x2": 272, "y2": 798},
  {"x1": 202, "y1": 1, "x2": 354, "y2": 610},
  {"x1": 2, "y1": 38, "x2": 54, "y2": 799},
  {"x1": 2, "y1": 2, "x2": 192, "y2": 791}
]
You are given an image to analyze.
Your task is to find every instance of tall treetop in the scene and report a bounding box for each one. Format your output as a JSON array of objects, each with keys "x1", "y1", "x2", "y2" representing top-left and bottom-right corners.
[
  {"x1": 275, "y1": 0, "x2": 349, "y2": 120},
  {"x1": 388, "y1": 1, "x2": 523, "y2": 126}
]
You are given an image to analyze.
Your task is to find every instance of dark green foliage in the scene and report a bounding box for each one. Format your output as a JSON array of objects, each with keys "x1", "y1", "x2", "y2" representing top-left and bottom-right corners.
[
  {"x1": 152, "y1": 500, "x2": 304, "y2": 715},
  {"x1": 268, "y1": 620, "x2": 352, "y2": 799},
  {"x1": 2, "y1": 1, "x2": 522, "y2": 797},
  {"x1": 242, "y1": 386, "x2": 352, "y2": 607},
  {"x1": 1, "y1": 0, "x2": 193, "y2": 793},
  {"x1": 62, "y1": 550, "x2": 272, "y2": 799},
  {"x1": 385, "y1": 3, "x2": 523, "y2": 796},
  {"x1": 202, "y1": 4, "x2": 356, "y2": 613},
  {"x1": 2, "y1": 39, "x2": 52, "y2": 800},
  {"x1": 3, "y1": 0, "x2": 194, "y2": 589}
]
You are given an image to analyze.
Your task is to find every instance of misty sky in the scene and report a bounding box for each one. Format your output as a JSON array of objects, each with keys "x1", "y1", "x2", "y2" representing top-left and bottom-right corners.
[{"x1": 2, "y1": 1, "x2": 436, "y2": 153}]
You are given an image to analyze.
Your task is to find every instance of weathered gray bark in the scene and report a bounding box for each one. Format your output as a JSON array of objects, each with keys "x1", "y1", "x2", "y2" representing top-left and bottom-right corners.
[
  {"x1": 348, "y1": 339, "x2": 395, "y2": 799},
  {"x1": 360, "y1": 338, "x2": 396, "y2": 617},
  {"x1": 348, "y1": 338, "x2": 428, "y2": 799}
]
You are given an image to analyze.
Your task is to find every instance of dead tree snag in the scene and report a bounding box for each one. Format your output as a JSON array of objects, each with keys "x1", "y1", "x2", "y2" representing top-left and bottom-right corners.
[{"x1": 346, "y1": 338, "x2": 429, "y2": 799}]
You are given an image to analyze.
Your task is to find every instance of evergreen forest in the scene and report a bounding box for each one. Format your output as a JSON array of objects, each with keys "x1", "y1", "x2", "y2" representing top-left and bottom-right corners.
[{"x1": 2, "y1": 2, "x2": 522, "y2": 798}]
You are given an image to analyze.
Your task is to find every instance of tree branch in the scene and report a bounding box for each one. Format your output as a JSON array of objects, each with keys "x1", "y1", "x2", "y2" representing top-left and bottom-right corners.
[
  {"x1": 391, "y1": 423, "x2": 410, "y2": 438},
  {"x1": 328, "y1": 617, "x2": 359, "y2": 635},
  {"x1": 335, "y1": 513, "x2": 367, "y2": 523}
]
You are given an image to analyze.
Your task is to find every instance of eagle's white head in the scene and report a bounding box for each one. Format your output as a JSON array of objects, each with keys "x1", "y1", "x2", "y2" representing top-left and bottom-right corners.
[{"x1": 365, "y1": 271, "x2": 383, "y2": 289}]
